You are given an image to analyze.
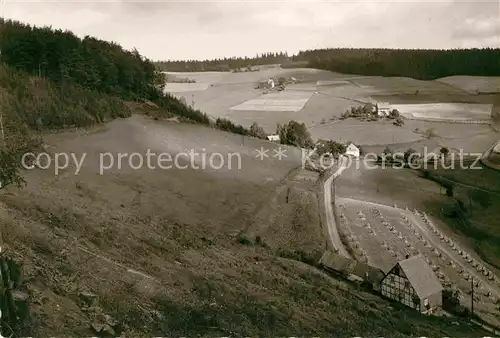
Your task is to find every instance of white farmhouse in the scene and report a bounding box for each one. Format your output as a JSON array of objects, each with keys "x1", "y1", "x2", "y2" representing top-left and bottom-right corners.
[
  {"x1": 267, "y1": 78, "x2": 275, "y2": 89},
  {"x1": 345, "y1": 142, "x2": 360, "y2": 158},
  {"x1": 377, "y1": 102, "x2": 392, "y2": 117},
  {"x1": 267, "y1": 134, "x2": 280, "y2": 142}
]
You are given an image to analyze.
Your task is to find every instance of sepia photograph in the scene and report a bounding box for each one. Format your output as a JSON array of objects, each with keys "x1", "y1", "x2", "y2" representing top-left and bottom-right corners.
[{"x1": 0, "y1": 0, "x2": 499, "y2": 336}]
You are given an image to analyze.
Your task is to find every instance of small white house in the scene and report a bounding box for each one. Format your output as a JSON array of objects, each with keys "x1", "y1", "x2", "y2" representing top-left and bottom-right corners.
[
  {"x1": 377, "y1": 102, "x2": 392, "y2": 117},
  {"x1": 267, "y1": 134, "x2": 280, "y2": 142},
  {"x1": 345, "y1": 143, "x2": 360, "y2": 158},
  {"x1": 267, "y1": 78, "x2": 275, "y2": 89}
]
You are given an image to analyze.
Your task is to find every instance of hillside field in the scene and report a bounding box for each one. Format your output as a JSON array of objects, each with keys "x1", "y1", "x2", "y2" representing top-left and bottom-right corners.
[
  {"x1": 164, "y1": 68, "x2": 500, "y2": 154},
  {"x1": 0, "y1": 114, "x2": 486, "y2": 336},
  {"x1": 437, "y1": 76, "x2": 500, "y2": 94}
]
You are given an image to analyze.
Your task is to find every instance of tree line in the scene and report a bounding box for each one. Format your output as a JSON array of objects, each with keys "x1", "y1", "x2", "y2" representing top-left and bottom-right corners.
[
  {"x1": 0, "y1": 18, "x2": 268, "y2": 190},
  {"x1": 156, "y1": 47, "x2": 500, "y2": 80},
  {"x1": 294, "y1": 48, "x2": 500, "y2": 80},
  {"x1": 154, "y1": 52, "x2": 290, "y2": 72},
  {"x1": 0, "y1": 18, "x2": 161, "y2": 100}
]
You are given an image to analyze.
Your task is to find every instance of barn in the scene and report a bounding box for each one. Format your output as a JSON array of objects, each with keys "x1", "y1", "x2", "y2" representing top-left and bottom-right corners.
[
  {"x1": 345, "y1": 142, "x2": 360, "y2": 158},
  {"x1": 319, "y1": 251, "x2": 385, "y2": 290},
  {"x1": 377, "y1": 102, "x2": 392, "y2": 117},
  {"x1": 319, "y1": 250, "x2": 354, "y2": 275},
  {"x1": 380, "y1": 255, "x2": 443, "y2": 314}
]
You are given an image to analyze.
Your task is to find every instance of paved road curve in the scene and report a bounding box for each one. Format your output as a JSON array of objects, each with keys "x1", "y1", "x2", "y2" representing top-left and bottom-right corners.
[{"x1": 324, "y1": 155, "x2": 351, "y2": 258}]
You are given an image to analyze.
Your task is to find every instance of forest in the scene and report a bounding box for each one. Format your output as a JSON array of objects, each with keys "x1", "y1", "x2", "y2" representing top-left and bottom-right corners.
[
  {"x1": 0, "y1": 18, "x2": 158, "y2": 100},
  {"x1": 154, "y1": 52, "x2": 290, "y2": 72},
  {"x1": 156, "y1": 47, "x2": 500, "y2": 80},
  {"x1": 0, "y1": 18, "x2": 218, "y2": 126},
  {"x1": 296, "y1": 48, "x2": 500, "y2": 80},
  {"x1": 0, "y1": 18, "x2": 255, "y2": 189}
]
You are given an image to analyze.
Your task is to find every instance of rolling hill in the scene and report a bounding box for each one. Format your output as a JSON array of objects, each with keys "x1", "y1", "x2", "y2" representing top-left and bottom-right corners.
[{"x1": 0, "y1": 17, "x2": 496, "y2": 336}]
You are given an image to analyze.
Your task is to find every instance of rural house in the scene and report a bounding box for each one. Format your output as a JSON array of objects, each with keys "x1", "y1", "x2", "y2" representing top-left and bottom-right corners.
[
  {"x1": 267, "y1": 134, "x2": 280, "y2": 142},
  {"x1": 319, "y1": 251, "x2": 385, "y2": 290},
  {"x1": 345, "y1": 143, "x2": 360, "y2": 158},
  {"x1": 380, "y1": 255, "x2": 443, "y2": 314},
  {"x1": 377, "y1": 102, "x2": 392, "y2": 117},
  {"x1": 351, "y1": 263, "x2": 386, "y2": 291},
  {"x1": 319, "y1": 251, "x2": 354, "y2": 275}
]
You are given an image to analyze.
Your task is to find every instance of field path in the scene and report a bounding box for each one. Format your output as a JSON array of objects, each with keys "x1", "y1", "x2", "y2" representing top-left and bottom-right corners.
[
  {"x1": 324, "y1": 156, "x2": 350, "y2": 257},
  {"x1": 481, "y1": 140, "x2": 500, "y2": 171}
]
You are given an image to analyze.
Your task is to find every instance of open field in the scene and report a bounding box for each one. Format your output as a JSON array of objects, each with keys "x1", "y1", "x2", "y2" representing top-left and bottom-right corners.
[
  {"x1": 163, "y1": 71, "x2": 230, "y2": 86},
  {"x1": 313, "y1": 117, "x2": 498, "y2": 153},
  {"x1": 437, "y1": 76, "x2": 500, "y2": 94},
  {"x1": 335, "y1": 160, "x2": 447, "y2": 212},
  {"x1": 230, "y1": 91, "x2": 313, "y2": 112},
  {"x1": 350, "y1": 76, "x2": 467, "y2": 96},
  {"x1": 310, "y1": 119, "x2": 423, "y2": 145},
  {"x1": 170, "y1": 83, "x2": 261, "y2": 118},
  {"x1": 427, "y1": 161, "x2": 500, "y2": 193},
  {"x1": 163, "y1": 82, "x2": 211, "y2": 92},
  {"x1": 423, "y1": 161, "x2": 500, "y2": 268},
  {"x1": 391, "y1": 103, "x2": 492, "y2": 122},
  {"x1": 164, "y1": 68, "x2": 499, "y2": 154},
  {"x1": 336, "y1": 197, "x2": 500, "y2": 325},
  {"x1": 372, "y1": 93, "x2": 500, "y2": 105},
  {"x1": 164, "y1": 68, "x2": 329, "y2": 91},
  {"x1": 316, "y1": 80, "x2": 352, "y2": 87}
]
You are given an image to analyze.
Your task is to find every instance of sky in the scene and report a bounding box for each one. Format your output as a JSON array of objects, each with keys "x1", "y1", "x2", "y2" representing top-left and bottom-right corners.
[{"x1": 0, "y1": 0, "x2": 499, "y2": 61}]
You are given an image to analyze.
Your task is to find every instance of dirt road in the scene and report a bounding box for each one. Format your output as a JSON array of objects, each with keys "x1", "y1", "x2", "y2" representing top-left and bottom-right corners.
[
  {"x1": 324, "y1": 156, "x2": 350, "y2": 257},
  {"x1": 481, "y1": 140, "x2": 500, "y2": 170}
]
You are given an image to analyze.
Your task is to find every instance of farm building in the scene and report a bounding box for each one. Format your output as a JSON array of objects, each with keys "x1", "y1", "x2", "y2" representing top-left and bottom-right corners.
[
  {"x1": 350, "y1": 262, "x2": 386, "y2": 290},
  {"x1": 380, "y1": 255, "x2": 443, "y2": 314},
  {"x1": 377, "y1": 102, "x2": 392, "y2": 117},
  {"x1": 320, "y1": 250, "x2": 354, "y2": 274},
  {"x1": 266, "y1": 135, "x2": 280, "y2": 142},
  {"x1": 319, "y1": 251, "x2": 384, "y2": 290},
  {"x1": 345, "y1": 143, "x2": 360, "y2": 158},
  {"x1": 255, "y1": 78, "x2": 277, "y2": 90}
]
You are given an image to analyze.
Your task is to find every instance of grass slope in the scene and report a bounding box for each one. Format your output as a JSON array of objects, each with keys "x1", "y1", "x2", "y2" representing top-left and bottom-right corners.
[
  {"x1": 423, "y1": 162, "x2": 500, "y2": 269},
  {"x1": 0, "y1": 116, "x2": 485, "y2": 336}
]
